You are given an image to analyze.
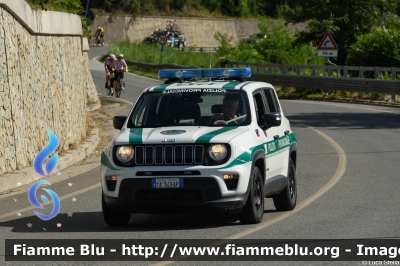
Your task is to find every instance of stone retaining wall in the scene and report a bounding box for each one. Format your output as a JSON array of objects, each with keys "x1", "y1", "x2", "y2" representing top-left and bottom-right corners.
[
  {"x1": 92, "y1": 15, "x2": 306, "y2": 48},
  {"x1": 92, "y1": 16, "x2": 260, "y2": 47},
  {"x1": 0, "y1": 1, "x2": 99, "y2": 175}
]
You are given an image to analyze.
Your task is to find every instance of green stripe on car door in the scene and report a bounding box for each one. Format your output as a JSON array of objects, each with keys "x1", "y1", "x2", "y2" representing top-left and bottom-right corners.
[{"x1": 220, "y1": 133, "x2": 296, "y2": 169}]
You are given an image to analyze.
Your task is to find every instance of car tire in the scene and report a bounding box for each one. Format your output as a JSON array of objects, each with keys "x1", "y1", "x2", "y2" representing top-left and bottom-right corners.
[
  {"x1": 102, "y1": 192, "x2": 131, "y2": 226},
  {"x1": 273, "y1": 158, "x2": 297, "y2": 211},
  {"x1": 238, "y1": 166, "x2": 264, "y2": 224}
]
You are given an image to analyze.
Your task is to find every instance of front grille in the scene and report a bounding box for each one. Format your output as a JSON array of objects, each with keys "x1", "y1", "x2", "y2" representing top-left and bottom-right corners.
[
  {"x1": 136, "y1": 189, "x2": 202, "y2": 201},
  {"x1": 135, "y1": 145, "x2": 204, "y2": 166}
]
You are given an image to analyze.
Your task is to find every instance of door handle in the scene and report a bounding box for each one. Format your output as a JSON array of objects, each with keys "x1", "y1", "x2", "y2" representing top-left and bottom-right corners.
[
  {"x1": 274, "y1": 135, "x2": 279, "y2": 140},
  {"x1": 284, "y1": 130, "x2": 290, "y2": 135}
]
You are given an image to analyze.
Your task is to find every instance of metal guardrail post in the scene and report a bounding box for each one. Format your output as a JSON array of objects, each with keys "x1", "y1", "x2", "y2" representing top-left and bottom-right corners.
[
  {"x1": 257, "y1": 64, "x2": 260, "y2": 74},
  {"x1": 297, "y1": 66, "x2": 300, "y2": 76},
  {"x1": 343, "y1": 67, "x2": 348, "y2": 78},
  {"x1": 359, "y1": 66, "x2": 364, "y2": 78},
  {"x1": 282, "y1": 66, "x2": 286, "y2": 75},
  {"x1": 391, "y1": 67, "x2": 396, "y2": 102},
  {"x1": 312, "y1": 66, "x2": 316, "y2": 76}
]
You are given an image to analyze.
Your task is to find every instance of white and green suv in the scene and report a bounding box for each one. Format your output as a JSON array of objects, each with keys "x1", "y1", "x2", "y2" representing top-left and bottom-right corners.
[{"x1": 101, "y1": 68, "x2": 298, "y2": 225}]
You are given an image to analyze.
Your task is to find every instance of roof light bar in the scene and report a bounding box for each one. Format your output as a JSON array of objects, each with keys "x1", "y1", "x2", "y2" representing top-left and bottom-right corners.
[
  {"x1": 203, "y1": 68, "x2": 251, "y2": 78},
  {"x1": 158, "y1": 69, "x2": 203, "y2": 79},
  {"x1": 158, "y1": 68, "x2": 252, "y2": 80}
]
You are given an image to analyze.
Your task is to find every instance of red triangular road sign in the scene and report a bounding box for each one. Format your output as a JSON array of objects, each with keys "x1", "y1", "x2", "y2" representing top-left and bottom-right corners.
[{"x1": 317, "y1": 32, "x2": 338, "y2": 50}]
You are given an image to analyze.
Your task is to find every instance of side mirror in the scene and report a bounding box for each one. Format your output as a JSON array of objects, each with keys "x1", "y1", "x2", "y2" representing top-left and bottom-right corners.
[
  {"x1": 113, "y1": 115, "x2": 127, "y2": 130},
  {"x1": 262, "y1": 113, "x2": 281, "y2": 130}
]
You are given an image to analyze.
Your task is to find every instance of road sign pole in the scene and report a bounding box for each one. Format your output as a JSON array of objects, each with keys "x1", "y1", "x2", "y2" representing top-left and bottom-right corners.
[{"x1": 326, "y1": 57, "x2": 337, "y2": 67}]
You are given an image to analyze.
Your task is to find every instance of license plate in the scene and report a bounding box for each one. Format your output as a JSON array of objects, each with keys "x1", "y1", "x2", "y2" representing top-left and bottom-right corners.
[{"x1": 152, "y1": 178, "x2": 183, "y2": 188}]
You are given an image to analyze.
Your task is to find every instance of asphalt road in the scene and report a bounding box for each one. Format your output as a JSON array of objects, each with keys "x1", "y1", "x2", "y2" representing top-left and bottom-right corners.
[{"x1": 2, "y1": 46, "x2": 400, "y2": 265}]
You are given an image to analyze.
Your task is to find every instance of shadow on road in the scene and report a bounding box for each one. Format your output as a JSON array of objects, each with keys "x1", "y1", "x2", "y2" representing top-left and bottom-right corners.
[
  {"x1": 1, "y1": 206, "x2": 283, "y2": 232},
  {"x1": 287, "y1": 111, "x2": 400, "y2": 129}
]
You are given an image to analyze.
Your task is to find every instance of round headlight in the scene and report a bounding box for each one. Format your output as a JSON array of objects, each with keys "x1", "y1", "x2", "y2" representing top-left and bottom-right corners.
[
  {"x1": 208, "y1": 144, "x2": 227, "y2": 162},
  {"x1": 116, "y1": 146, "x2": 134, "y2": 163}
]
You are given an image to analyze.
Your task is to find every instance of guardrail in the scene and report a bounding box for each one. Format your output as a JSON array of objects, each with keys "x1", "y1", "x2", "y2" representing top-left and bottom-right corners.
[
  {"x1": 228, "y1": 61, "x2": 400, "y2": 96},
  {"x1": 181, "y1": 47, "x2": 218, "y2": 53},
  {"x1": 124, "y1": 59, "x2": 400, "y2": 96},
  {"x1": 161, "y1": 46, "x2": 218, "y2": 52},
  {"x1": 125, "y1": 60, "x2": 199, "y2": 70}
]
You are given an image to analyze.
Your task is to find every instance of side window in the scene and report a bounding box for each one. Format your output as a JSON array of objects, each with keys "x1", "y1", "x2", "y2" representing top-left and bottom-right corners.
[
  {"x1": 263, "y1": 88, "x2": 280, "y2": 113},
  {"x1": 253, "y1": 92, "x2": 265, "y2": 127},
  {"x1": 130, "y1": 104, "x2": 146, "y2": 126},
  {"x1": 137, "y1": 106, "x2": 147, "y2": 126}
]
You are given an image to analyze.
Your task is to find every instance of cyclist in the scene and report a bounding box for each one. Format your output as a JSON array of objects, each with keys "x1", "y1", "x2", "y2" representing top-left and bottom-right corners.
[
  {"x1": 104, "y1": 54, "x2": 116, "y2": 89},
  {"x1": 113, "y1": 54, "x2": 128, "y2": 90},
  {"x1": 94, "y1": 26, "x2": 105, "y2": 46}
]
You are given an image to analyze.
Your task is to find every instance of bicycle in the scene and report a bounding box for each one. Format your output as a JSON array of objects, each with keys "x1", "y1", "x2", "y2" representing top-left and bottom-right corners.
[
  {"x1": 95, "y1": 34, "x2": 105, "y2": 46},
  {"x1": 166, "y1": 19, "x2": 178, "y2": 32},
  {"x1": 106, "y1": 76, "x2": 114, "y2": 96},
  {"x1": 112, "y1": 70, "x2": 125, "y2": 98}
]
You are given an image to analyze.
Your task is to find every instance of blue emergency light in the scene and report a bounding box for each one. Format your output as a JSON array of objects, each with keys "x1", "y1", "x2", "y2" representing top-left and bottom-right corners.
[
  {"x1": 158, "y1": 68, "x2": 252, "y2": 80},
  {"x1": 203, "y1": 68, "x2": 251, "y2": 78},
  {"x1": 158, "y1": 69, "x2": 203, "y2": 79}
]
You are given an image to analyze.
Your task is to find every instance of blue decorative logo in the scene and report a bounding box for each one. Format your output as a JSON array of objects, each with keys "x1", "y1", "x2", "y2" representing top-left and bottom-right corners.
[
  {"x1": 28, "y1": 180, "x2": 60, "y2": 221},
  {"x1": 34, "y1": 130, "x2": 59, "y2": 176},
  {"x1": 28, "y1": 130, "x2": 60, "y2": 221}
]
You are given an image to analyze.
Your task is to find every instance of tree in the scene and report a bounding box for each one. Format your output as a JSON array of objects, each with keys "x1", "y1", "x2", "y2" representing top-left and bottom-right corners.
[
  {"x1": 26, "y1": 0, "x2": 50, "y2": 10},
  {"x1": 347, "y1": 26, "x2": 400, "y2": 67},
  {"x1": 283, "y1": 0, "x2": 400, "y2": 65},
  {"x1": 220, "y1": 0, "x2": 250, "y2": 17}
]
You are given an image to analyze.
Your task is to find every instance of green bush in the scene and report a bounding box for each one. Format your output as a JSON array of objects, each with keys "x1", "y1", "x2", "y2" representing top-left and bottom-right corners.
[
  {"x1": 200, "y1": 0, "x2": 221, "y2": 12},
  {"x1": 347, "y1": 25, "x2": 400, "y2": 67},
  {"x1": 108, "y1": 40, "x2": 218, "y2": 68},
  {"x1": 26, "y1": 0, "x2": 93, "y2": 37}
]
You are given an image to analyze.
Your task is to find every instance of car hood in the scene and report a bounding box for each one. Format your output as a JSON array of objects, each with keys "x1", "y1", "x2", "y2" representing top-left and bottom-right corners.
[{"x1": 113, "y1": 126, "x2": 249, "y2": 145}]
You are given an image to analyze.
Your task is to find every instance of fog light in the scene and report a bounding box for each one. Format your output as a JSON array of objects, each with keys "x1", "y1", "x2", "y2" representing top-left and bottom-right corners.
[
  {"x1": 105, "y1": 176, "x2": 117, "y2": 191},
  {"x1": 224, "y1": 174, "x2": 238, "y2": 180},
  {"x1": 224, "y1": 174, "x2": 239, "y2": 190},
  {"x1": 106, "y1": 175, "x2": 118, "y2": 181}
]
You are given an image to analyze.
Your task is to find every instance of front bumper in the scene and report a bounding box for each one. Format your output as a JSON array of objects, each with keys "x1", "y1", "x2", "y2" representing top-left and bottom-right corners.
[{"x1": 103, "y1": 177, "x2": 248, "y2": 214}]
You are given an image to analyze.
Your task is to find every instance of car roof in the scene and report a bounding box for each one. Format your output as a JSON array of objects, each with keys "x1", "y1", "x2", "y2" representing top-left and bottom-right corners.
[{"x1": 144, "y1": 80, "x2": 274, "y2": 93}]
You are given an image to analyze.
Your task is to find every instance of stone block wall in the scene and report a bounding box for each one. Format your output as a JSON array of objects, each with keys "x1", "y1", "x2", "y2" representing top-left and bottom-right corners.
[
  {"x1": 92, "y1": 15, "x2": 306, "y2": 48},
  {"x1": 92, "y1": 16, "x2": 259, "y2": 47},
  {"x1": 0, "y1": 3, "x2": 98, "y2": 175}
]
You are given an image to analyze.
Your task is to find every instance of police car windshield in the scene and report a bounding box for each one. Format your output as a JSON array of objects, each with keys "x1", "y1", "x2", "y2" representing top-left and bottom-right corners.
[{"x1": 127, "y1": 90, "x2": 250, "y2": 128}]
